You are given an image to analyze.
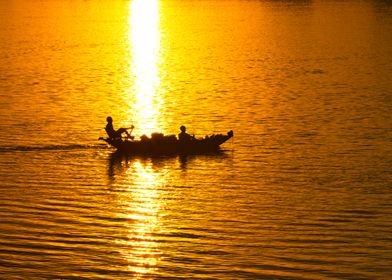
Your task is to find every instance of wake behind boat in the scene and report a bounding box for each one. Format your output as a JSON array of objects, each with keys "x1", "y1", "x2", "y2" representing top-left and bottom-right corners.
[{"x1": 99, "y1": 130, "x2": 233, "y2": 155}]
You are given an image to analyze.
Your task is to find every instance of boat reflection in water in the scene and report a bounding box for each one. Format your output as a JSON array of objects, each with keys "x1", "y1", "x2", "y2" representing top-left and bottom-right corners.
[{"x1": 108, "y1": 149, "x2": 231, "y2": 179}]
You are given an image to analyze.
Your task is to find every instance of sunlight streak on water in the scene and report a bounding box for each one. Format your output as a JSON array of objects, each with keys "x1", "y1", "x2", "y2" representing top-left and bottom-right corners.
[
  {"x1": 115, "y1": 160, "x2": 164, "y2": 277},
  {"x1": 128, "y1": 0, "x2": 162, "y2": 136}
]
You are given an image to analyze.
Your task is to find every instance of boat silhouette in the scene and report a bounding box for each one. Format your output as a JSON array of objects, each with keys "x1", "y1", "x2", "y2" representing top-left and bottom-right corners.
[{"x1": 99, "y1": 130, "x2": 233, "y2": 155}]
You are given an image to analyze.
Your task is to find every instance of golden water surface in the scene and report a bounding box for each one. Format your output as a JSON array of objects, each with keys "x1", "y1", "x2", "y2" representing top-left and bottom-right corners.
[{"x1": 0, "y1": 0, "x2": 392, "y2": 279}]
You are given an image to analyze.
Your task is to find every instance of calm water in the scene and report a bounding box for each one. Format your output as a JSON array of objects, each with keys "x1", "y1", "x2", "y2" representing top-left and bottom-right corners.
[{"x1": 1, "y1": 0, "x2": 392, "y2": 279}]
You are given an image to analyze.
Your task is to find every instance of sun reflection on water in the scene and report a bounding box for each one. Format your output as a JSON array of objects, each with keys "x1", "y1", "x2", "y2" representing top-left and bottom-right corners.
[
  {"x1": 113, "y1": 2, "x2": 166, "y2": 275},
  {"x1": 128, "y1": 0, "x2": 162, "y2": 136},
  {"x1": 115, "y1": 159, "x2": 166, "y2": 278}
]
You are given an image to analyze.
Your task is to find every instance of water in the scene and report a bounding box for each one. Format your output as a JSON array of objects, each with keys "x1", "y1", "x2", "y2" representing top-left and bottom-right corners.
[{"x1": 1, "y1": 0, "x2": 392, "y2": 279}]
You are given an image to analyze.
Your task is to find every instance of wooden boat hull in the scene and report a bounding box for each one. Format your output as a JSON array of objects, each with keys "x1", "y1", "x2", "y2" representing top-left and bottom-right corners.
[{"x1": 100, "y1": 130, "x2": 233, "y2": 155}]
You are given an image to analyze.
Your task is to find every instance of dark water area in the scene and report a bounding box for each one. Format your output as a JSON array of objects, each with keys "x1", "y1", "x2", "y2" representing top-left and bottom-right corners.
[{"x1": 1, "y1": 0, "x2": 392, "y2": 279}]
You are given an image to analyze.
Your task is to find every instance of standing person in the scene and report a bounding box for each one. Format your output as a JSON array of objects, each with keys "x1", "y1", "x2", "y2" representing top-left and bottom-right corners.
[{"x1": 105, "y1": 116, "x2": 133, "y2": 139}]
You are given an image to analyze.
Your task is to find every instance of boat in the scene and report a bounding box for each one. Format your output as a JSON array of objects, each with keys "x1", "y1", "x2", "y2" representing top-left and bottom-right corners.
[{"x1": 99, "y1": 130, "x2": 233, "y2": 155}]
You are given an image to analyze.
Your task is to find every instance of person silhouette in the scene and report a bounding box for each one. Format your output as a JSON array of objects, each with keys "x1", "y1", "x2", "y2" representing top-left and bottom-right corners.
[
  {"x1": 178, "y1": 125, "x2": 193, "y2": 142},
  {"x1": 105, "y1": 116, "x2": 133, "y2": 139}
]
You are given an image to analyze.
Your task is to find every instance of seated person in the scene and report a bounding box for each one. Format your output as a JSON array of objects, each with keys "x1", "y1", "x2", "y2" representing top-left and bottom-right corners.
[
  {"x1": 105, "y1": 116, "x2": 133, "y2": 139},
  {"x1": 178, "y1": 125, "x2": 194, "y2": 142}
]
